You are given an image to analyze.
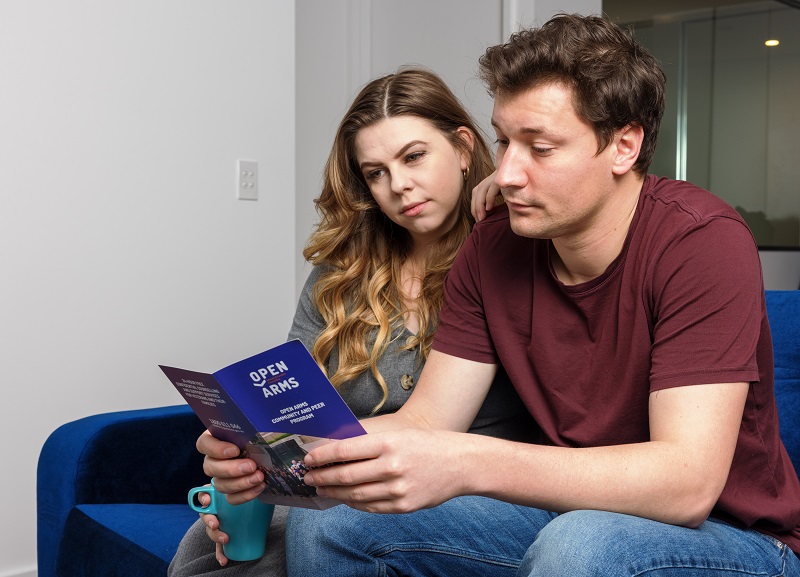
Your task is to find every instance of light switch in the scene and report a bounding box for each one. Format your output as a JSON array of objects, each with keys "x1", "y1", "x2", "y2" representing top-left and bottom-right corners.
[{"x1": 237, "y1": 159, "x2": 258, "y2": 200}]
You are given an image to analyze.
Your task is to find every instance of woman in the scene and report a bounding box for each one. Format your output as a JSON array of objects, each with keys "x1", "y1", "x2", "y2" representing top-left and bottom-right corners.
[{"x1": 169, "y1": 66, "x2": 535, "y2": 576}]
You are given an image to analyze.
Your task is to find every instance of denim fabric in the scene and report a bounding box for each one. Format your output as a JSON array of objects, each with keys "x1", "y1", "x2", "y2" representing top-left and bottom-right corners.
[
  {"x1": 286, "y1": 496, "x2": 556, "y2": 576},
  {"x1": 285, "y1": 498, "x2": 799, "y2": 577},
  {"x1": 520, "y1": 510, "x2": 800, "y2": 577}
]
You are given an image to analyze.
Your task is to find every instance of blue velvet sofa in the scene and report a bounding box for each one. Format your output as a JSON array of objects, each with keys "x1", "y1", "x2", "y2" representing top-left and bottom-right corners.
[
  {"x1": 37, "y1": 290, "x2": 800, "y2": 577},
  {"x1": 37, "y1": 405, "x2": 207, "y2": 577}
]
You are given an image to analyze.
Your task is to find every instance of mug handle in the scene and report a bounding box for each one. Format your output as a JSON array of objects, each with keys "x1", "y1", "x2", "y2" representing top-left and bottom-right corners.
[{"x1": 188, "y1": 484, "x2": 218, "y2": 514}]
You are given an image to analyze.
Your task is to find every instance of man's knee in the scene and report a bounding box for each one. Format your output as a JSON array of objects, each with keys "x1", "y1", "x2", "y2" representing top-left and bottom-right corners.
[{"x1": 518, "y1": 510, "x2": 642, "y2": 577}]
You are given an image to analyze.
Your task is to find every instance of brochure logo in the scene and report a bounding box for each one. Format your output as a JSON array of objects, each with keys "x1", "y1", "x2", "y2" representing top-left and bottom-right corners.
[{"x1": 250, "y1": 360, "x2": 299, "y2": 397}]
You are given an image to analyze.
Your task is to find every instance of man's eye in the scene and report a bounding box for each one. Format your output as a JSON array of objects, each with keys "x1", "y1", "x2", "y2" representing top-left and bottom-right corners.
[{"x1": 494, "y1": 139, "x2": 508, "y2": 148}]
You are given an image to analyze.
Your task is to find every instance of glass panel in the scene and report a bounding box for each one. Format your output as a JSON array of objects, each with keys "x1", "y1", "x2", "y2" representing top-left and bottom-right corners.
[{"x1": 604, "y1": 1, "x2": 800, "y2": 248}]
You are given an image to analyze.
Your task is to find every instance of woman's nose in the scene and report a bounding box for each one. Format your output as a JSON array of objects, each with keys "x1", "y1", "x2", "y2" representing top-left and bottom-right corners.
[{"x1": 390, "y1": 168, "x2": 413, "y2": 194}]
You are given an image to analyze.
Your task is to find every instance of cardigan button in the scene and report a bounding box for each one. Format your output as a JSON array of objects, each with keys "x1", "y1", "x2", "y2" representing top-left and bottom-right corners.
[
  {"x1": 400, "y1": 374, "x2": 414, "y2": 390},
  {"x1": 405, "y1": 335, "x2": 417, "y2": 349}
]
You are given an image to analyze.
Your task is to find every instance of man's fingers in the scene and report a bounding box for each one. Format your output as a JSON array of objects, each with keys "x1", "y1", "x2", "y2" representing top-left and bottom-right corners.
[
  {"x1": 304, "y1": 459, "x2": 380, "y2": 488},
  {"x1": 303, "y1": 437, "x2": 407, "y2": 489},
  {"x1": 305, "y1": 435, "x2": 384, "y2": 469}
]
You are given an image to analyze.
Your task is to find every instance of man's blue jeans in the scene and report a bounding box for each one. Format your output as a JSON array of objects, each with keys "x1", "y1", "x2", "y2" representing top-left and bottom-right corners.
[{"x1": 285, "y1": 496, "x2": 800, "y2": 576}]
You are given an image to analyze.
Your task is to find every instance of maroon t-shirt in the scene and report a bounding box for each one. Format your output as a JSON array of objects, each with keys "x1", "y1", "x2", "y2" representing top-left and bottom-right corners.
[{"x1": 434, "y1": 174, "x2": 800, "y2": 550}]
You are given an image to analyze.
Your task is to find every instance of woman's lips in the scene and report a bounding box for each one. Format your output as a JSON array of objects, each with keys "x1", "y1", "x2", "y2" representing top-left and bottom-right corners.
[{"x1": 402, "y1": 201, "x2": 428, "y2": 217}]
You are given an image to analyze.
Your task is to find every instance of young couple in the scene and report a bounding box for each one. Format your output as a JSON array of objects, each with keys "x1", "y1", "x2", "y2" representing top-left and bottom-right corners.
[{"x1": 172, "y1": 13, "x2": 800, "y2": 577}]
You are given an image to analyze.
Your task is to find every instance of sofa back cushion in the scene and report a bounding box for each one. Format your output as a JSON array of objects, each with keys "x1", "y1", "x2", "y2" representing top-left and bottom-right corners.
[{"x1": 766, "y1": 290, "x2": 800, "y2": 475}]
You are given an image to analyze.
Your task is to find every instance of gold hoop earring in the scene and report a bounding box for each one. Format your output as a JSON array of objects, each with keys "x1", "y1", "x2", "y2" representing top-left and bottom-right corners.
[{"x1": 463, "y1": 166, "x2": 470, "y2": 182}]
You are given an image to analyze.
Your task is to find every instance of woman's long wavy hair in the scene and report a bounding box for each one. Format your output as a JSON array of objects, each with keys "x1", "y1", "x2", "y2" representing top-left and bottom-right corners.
[{"x1": 303, "y1": 67, "x2": 494, "y2": 414}]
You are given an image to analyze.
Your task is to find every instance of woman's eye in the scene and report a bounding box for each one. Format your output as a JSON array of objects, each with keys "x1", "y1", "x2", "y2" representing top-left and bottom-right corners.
[
  {"x1": 406, "y1": 151, "x2": 425, "y2": 162},
  {"x1": 533, "y1": 146, "x2": 553, "y2": 155},
  {"x1": 366, "y1": 169, "x2": 384, "y2": 180}
]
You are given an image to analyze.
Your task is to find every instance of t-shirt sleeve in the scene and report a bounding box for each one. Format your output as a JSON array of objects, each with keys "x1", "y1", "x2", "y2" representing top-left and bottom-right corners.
[
  {"x1": 432, "y1": 230, "x2": 499, "y2": 364},
  {"x1": 648, "y1": 215, "x2": 762, "y2": 391}
]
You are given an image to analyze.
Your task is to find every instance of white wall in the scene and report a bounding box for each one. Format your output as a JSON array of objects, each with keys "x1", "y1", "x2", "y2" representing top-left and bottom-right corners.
[
  {"x1": 760, "y1": 250, "x2": 800, "y2": 290},
  {"x1": 294, "y1": 0, "x2": 355, "y2": 292},
  {"x1": 0, "y1": 2, "x2": 296, "y2": 575}
]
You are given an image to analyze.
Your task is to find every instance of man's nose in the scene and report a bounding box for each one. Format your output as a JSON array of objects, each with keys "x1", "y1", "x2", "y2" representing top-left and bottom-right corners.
[{"x1": 494, "y1": 146, "x2": 527, "y2": 190}]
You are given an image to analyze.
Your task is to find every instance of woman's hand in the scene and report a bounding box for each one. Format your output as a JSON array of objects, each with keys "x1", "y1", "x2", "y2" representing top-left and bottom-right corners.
[
  {"x1": 195, "y1": 430, "x2": 267, "y2": 565},
  {"x1": 470, "y1": 171, "x2": 502, "y2": 222},
  {"x1": 196, "y1": 430, "x2": 267, "y2": 504},
  {"x1": 193, "y1": 488, "x2": 231, "y2": 566}
]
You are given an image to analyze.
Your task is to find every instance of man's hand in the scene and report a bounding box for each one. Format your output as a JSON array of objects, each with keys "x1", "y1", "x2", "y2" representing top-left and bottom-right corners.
[
  {"x1": 302, "y1": 428, "x2": 476, "y2": 513},
  {"x1": 298, "y1": 350, "x2": 497, "y2": 514}
]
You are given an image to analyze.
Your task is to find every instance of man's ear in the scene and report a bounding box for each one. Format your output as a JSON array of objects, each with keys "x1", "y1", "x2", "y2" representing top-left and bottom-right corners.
[
  {"x1": 455, "y1": 126, "x2": 475, "y2": 171},
  {"x1": 611, "y1": 124, "x2": 644, "y2": 176}
]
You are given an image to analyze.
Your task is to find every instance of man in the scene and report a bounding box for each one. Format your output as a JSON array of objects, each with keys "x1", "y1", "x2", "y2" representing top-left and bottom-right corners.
[{"x1": 203, "y1": 14, "x2": 800, "y2": 576}]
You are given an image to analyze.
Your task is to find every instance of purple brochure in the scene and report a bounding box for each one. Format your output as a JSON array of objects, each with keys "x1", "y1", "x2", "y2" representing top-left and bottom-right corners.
[{"x1": 160, "y1": 339, "x2": 366, "y2": 509}]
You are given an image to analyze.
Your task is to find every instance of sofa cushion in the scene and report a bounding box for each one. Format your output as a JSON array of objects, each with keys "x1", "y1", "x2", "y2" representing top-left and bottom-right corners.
[
  {"x1": 56, "y1": 504, "x2": 198, "y2": 576},
  {"x1": 766, "y1": 290, "x2": 800, "y2": 474}
]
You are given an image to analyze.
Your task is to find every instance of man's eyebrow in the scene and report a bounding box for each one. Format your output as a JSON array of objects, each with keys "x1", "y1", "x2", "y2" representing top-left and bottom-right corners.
[
  {"x1": 359, "y1": 140, "x2": 427, "y2": 169},
  {"x1": 491, "y1": 119, "x2": 544, "y2": 135}
]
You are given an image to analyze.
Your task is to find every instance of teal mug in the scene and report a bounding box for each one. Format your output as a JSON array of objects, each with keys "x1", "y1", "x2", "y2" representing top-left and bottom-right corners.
[{"x1": 188, "y1": 478, "x2": 275, "y2": 561}]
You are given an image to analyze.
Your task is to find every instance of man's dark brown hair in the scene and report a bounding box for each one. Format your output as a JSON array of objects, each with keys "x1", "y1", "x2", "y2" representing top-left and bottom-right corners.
[{"x1": 479, "y1": 13, "x2": 666, "y2": 175}]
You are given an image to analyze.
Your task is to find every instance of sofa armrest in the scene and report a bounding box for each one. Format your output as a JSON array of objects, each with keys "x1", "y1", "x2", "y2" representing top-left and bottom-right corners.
[{"x1": 37, "y1": 405, "x2": 207, "y2": 577}]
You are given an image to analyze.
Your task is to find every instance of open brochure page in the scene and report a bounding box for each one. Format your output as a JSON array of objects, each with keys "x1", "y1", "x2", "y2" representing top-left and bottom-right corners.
[{"x1": 160, "y1": 339, "x2": 366, "y2": 510}]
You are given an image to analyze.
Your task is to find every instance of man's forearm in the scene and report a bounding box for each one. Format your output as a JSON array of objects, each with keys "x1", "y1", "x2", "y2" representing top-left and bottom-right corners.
[
  {"x1": 463, "y1": 435, "x2": 717, "y2": 528},
  {"x1": 463, "y1": 382, "x2": 748, "y2": 528}
]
